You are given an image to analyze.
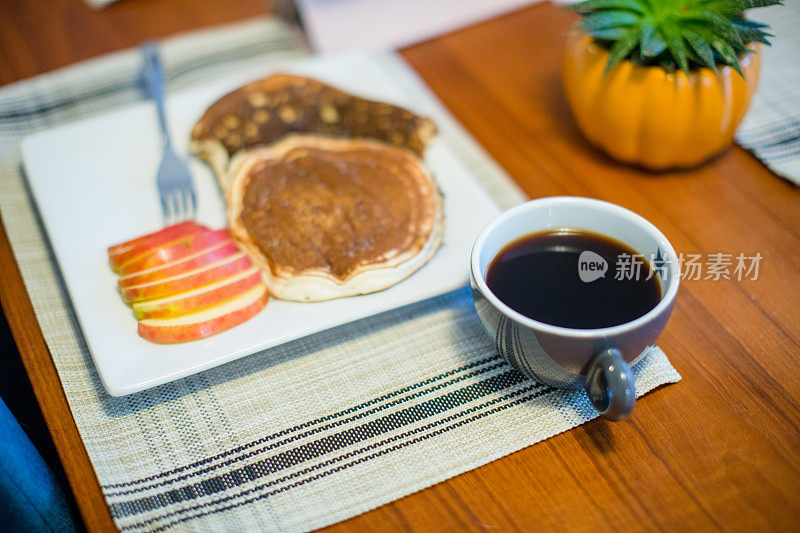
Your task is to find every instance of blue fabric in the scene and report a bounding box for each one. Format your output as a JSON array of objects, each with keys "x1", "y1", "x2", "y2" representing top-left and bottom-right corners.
[{"x1": 0, "y1": 397, "x2": 77, "y2": 532}]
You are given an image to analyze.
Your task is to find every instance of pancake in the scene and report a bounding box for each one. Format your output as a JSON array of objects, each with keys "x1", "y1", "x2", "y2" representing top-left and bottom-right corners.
[
  {"x1": 191, "y1": 74, "x2": 437, "y2": 192},
  {"x1": 227, "y1": 135, "x2": 443, "y2": 302}
]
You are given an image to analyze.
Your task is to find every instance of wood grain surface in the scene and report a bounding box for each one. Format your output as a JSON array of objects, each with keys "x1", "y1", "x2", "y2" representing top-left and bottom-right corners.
[{"x1": 2, "y1": 1, "x2": 800, "y2": 531}]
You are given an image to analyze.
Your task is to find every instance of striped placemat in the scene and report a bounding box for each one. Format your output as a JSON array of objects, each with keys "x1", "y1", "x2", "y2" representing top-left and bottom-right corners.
[
  {"x1": 0, "y1": 17, "x2": 680, "y2": 532},
  {"x1": 736, "y1": 2, "x2": 800, "y2": 185}
]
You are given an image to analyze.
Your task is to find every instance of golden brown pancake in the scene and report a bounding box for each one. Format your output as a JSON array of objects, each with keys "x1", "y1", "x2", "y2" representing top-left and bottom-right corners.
[
  {"x1": 191, "y1": 74, "x2": 437, "y2": 192},
  {"x1": 227, "y1": 135, "x2": 443, "y2": 302}
]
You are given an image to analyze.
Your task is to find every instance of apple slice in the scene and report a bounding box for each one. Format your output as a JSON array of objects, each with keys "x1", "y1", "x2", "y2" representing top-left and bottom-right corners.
[
  {"x1": 132, "y1": 268, "x2": 263, "y2": 319},
  {"x1": 122, "y1": 252, "x2": 252, "y2": 303},
  {"x1": 117, "y1": 229, "x2": 231, "y2": 275},
  {"x1": 107, "y1": 221, "x2": 206, "y2": 260},
  {"x1": 117, "y1": 240, "x2": 239, "y2": 287},
  {"x1": 110, "y1": 224, "x2": 211, "y2": 271},
  {"x1": 138, "y1": 283, "x2": 268, "y2": 343}
]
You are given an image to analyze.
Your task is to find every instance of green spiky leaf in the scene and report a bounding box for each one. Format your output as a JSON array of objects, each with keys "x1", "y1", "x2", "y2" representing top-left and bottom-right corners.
[
  {"x1": 587, "y1": 28, "x2": 632, "y2": 39},
  {"x1": 640, "y1": 26, "x2": 668, "y2": 57},
  {"x1": 738, "y1": 0, "x2": 782, "y2": 9},
  {"x1": 712, "y1": 39, "x2": 745, "y2": 75},
  {"x1": 730, "y1": 17, "x2": 769, "y2": 28},
  {"x1": 685, "y1": 31, "x2": 716, "y2": 70},
  {"x1": 662, "y1": 24, "x2": 691, "y2": 73},
  {"x1": 685, "y1": 12, "x2": 747, "y2": 50},
  {"x1": 570, "y1": 0, "x2": 647, "y2": 13},
  {"x1": 731, "y1": 18, "x2": 773, "y2": 44},
  {"x1": 570, "y1": 0, "x2": 781, "y2": 76},
  {"x1": 579, "y1": 11, "x2": 641, "y2": 31},
  {"x1": 605, "y1": 29, "x2": 641, "y2": 72}
]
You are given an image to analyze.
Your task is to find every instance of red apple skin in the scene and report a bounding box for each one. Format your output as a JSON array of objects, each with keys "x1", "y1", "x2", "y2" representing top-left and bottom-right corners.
[
  {"x1": 107, "y1": 221, "x2": 206, "y2": 259},
  {"x1": 132, "y1": 270, "x2": 263, "y2": 319},
  {"x1": 117, "y1": 229, "x2": 231, "y2": 275},
  {"x1": 121, "y1": 253, "x2": 252, "y2": 303},
  {"x1": 137, "y1": 288, "x2": 268, "y2": 343},
  {"x1": 117, "y1": 241, "x2": 239, "y2": 287},
  {"x1": 109, "y1": 224, "x2": 210, "y2": 271}
]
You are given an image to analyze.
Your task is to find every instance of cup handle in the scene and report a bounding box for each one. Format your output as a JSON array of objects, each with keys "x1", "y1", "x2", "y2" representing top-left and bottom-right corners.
[{"x1": 584, "y1": 348, "x2": 636, "y2": 421}]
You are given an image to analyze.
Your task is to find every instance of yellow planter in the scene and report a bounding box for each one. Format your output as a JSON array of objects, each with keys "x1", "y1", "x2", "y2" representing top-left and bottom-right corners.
[{"x1": 562, "y1": 33, "x2": 761, "y2": 170}]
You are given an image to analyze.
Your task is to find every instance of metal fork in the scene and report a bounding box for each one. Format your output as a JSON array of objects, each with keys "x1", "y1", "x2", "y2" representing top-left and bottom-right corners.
[{"x1": 141, "y1": 42, "x2": 196, "y2": 223}]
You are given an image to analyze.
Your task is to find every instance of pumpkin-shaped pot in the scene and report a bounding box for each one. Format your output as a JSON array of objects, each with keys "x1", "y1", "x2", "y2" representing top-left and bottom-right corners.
[{"x1": 562, "y1": 33, "x2": 761, "y2": 170}]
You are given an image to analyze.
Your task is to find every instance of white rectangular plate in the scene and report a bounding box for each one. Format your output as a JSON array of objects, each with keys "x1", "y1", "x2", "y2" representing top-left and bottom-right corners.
[{"x1": 21, "y1": 53, "x2": 500, "y2": 396}]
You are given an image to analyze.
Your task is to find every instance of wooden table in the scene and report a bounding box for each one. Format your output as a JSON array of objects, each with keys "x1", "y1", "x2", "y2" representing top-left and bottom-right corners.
[{"x1": 2, "y1": 0, "x2": 800, "y2": 530}]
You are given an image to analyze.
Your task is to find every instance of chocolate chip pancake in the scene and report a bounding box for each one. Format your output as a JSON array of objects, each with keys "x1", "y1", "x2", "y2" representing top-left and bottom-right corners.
[
  {"x1": 227, "y1": 135, "x2": 443, "y2": 302},
  {"x1": 190, "y1": 74, "x2": 437, "y2": 192}
]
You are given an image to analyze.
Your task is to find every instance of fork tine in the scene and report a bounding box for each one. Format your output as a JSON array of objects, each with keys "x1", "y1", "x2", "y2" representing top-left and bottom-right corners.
[
  {"x1": 168, "y1": 192, "x2": 178, "y2": 223},
  {"x1": 172, "y1": 192, "x2": 184, "y2": 222},
  {"x1": 188, "y1": 189, "x2": 197, "y2": 219},
  {"x1": 160, "y1": 193, "x2": 171, "y2": 224},
  {"x1": 180, "y1": 190, "x2": 192, "y2": 221}
]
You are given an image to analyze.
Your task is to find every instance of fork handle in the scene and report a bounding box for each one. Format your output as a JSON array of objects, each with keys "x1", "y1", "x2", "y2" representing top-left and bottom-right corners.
[{"x1": 141, "y1": 42, "x2": 171, "y2": 146}]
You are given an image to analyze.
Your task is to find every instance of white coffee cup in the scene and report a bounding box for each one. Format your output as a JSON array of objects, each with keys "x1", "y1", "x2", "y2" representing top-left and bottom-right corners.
[{"x1": 470, "y1": 197, "x2": 680, "y2": 420}]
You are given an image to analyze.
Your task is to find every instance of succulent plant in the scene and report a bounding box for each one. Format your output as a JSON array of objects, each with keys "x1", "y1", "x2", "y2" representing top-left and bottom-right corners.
[{"x1": 570, "y1": 0, "x2": 781, "y2": 75}]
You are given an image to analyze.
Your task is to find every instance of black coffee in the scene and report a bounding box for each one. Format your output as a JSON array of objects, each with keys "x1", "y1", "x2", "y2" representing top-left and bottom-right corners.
[{"x1": 486, "y1": 229, "x2": 662, "y2": 329}]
